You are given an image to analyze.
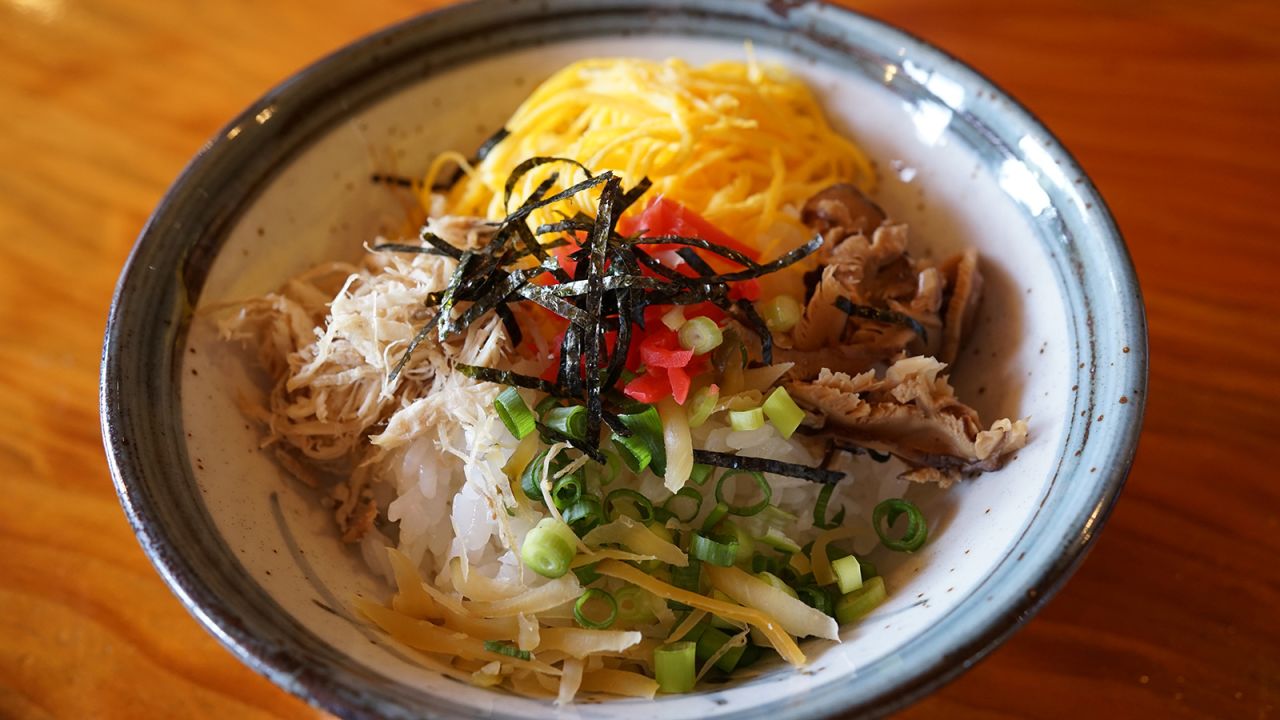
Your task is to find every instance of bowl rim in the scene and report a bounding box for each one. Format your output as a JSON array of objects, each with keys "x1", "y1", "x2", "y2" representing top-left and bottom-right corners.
[{"x1": 101, "y1": 1, "x2": 1147, "y2": 718}]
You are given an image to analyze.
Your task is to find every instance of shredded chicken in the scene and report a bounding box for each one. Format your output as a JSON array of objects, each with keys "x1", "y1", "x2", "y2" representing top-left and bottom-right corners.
[
  {"x1": 220, "y1": 215, "x2": 513, "y2": 541},
  {"x1": 787, "y1": 356, "x2": 1028, "y2": 486}
]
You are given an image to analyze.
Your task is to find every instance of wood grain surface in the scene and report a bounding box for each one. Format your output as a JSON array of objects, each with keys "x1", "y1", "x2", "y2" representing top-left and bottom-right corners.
[{"x1": 1, "y1": 0, "x2": 1276, "y2": 718}]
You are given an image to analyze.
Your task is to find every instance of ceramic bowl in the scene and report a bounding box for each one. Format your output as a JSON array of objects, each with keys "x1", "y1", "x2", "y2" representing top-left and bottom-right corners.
[{"x1": 101, "y1": 1, "x2": 1146, "y2": 717}]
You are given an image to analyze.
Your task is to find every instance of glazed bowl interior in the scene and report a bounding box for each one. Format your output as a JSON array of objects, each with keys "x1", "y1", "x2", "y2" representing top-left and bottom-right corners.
[{"x1": 103, "y1": 2, "x2": 1145, "y2": 719}]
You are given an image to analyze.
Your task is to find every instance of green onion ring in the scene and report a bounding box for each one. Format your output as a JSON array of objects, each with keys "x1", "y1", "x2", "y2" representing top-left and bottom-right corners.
[
  {"x1": 872, "y1": 498, "x2": 928, "y2": 552},
  {"x1": 573, "y1": 588, "x2": 619, "y2": 629},
  {"x1": 715, "y1": 469, "x2": 772, "y2": 517}
]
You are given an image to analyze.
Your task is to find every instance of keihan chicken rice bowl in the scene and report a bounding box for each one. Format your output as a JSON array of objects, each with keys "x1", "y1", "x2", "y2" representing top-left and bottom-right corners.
[{"x1": 100, "y1": 1, "x2": 1146, "y2": 718}]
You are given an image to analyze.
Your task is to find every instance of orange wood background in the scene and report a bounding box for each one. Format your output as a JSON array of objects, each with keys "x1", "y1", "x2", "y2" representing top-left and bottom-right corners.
[{"x1": 2, "y1": 0, "x2": 1277, "y2": 717}]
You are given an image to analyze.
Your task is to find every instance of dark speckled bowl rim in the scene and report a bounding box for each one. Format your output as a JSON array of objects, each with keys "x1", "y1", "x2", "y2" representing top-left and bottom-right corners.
[{"x1": 101, "y1": 1, "x2": 1147, "y2": 718}]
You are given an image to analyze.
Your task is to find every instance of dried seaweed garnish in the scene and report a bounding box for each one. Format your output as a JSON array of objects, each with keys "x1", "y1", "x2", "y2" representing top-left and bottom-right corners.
[
  {"x1": 380, "y1": 158, "x2": 832, "y2": 466},
  {"x1": 827, "y1": 437, "x2": 895, "y2": 464},
  {"x1": 833, "y1": 296, "x2": 928, "y2": 341},
  {"x1": 692, "y1": 449, "x2": 844, "y2": 485},
  {"x1": 535, "y1": 422, "x2": 606, "y2": 463}
]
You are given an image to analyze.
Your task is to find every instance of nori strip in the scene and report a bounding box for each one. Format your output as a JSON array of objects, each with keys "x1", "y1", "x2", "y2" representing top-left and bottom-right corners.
[
  {"x1": 557, "y1": 324, "x2": 583, "y2": 396},
  {"x1": 735, "y1": 297, "x2": 774, "y2": 365},
  {"x1": 675, "y1": 247, "x2": 716, "y2": 277},
  {"x1": 503, "y1": 156, "x2": 594, "y2": 207},
  {"x1": 618, "y1": 177, "x2": 653, "y2": 214},
  {"x1": 833, "y1": 296, "x2": 928, "y2": 341},
  {"x1": 418, "y1": 228, "x2": 464, "y2": 260},
  {"x1": 434, "y1": 126, "x2": 511, "y2": 190},
  {"x1": 535, "y1": 422, "x2": 605, "y2": 463},
  {"x1": 501, "y1": 172, "x2": 613, "y2": 227},
  {"x1": 435, "y1": 252, "x2": 475, "y2": 341},
  {"x1": 692, "y1": 449, "x2": 844, "y2": 485},
  {"x1": 388, "y1": 311, "x2": 441, "y2": 383},
  {"x1": 627, "y1": 234, "x2": 761, "y2": 269},
  {"x1": 456, "y1": 363, "x2": 563, "y2": 395},
  {"x1": 582, "y1": 176, "x2": 624, "y2": 450},
  {"x1": 495, "y1": 304, "x2": 522, "y2": 347}
]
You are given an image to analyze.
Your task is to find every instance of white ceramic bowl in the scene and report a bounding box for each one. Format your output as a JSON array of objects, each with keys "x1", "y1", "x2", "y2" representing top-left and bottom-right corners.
[{"x1": 102, "y1": 1, "x2": 1146, "y2": 717}]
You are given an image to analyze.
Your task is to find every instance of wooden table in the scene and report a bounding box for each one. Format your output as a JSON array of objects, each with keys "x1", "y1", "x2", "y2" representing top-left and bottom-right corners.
[{"x1": 2, "y1": 0, "x2": 1276, "y2": 717}]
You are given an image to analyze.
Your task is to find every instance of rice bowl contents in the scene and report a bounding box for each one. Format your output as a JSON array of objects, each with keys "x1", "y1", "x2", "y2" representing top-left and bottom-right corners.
[{"x1": 219, "y1": 55, "x2": 1028, "y2": 701}]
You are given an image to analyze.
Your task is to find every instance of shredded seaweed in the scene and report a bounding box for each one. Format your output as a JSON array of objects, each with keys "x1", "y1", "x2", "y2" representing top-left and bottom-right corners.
[
  {"x1": 692, "y1": 449, "x2": 844, "y2": 485},
  {"x1": 834, "y1": 296, "x2": 928, "y2": 342},
  {"x1": 380, "y1": 158, "x2": 831, "y2": 462}
]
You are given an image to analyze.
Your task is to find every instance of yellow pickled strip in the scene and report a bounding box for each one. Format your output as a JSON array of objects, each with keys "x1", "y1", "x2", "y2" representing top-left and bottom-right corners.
[
  {"x1": 594, "y1": 560, "x2": 805, "y2": 666},
  {"x1": 578, "y1": 668, "x2": 660, "y2": 699}
]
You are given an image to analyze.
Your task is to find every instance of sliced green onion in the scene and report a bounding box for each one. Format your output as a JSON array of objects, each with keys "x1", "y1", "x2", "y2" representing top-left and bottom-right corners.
[
  {"x1": 483, "y1": 640, "x2": 532, "y2": 661},
  {"x1": 835, "y1": 575, "x2": 887, "y2": 625},
  {"x1": 831, "y1": 555, "x2": 864, "y2": 594},
  {"x1": 573, "y1": 562, "x2": 601, "y2": 586},
  {"x1": 797, "y1": 585, "x2": 836, "y2": 617},
  {"x1": 751, "y1": 553, "x2": 781, "y2": 575},
  {"x1": 686, "y1": 385, "x2": 720, "y2": 428},
  {"x1": 812, "y1": 483, "x2": 846, "y2": 530},
  {"x1": 662, "y1": 487, "x2": 704, "y2": 523},
  {"x1": 604, "y1": 488, "x2": 654, "y2": 523},
  {"x1": 689, "y1": 463, "x2": 713, "y2": 486},
  {"x1": 690, "y1": 533, "x2": 738, "y2": 567},
  {"x1": 611, "y1": 433, "x2": 653, "y2": 474},
  {"x1": 615, "y1": 405, "x2": 666, "y2": 474},
  {"x1": 762, "y1": 386, "x2": 804, "y2": 439},
  {"x1": 716, "y1": 521, "x2": 755, "y2": 565},
  {"x1": 661, "y1": 305, "x2": 686, "y2": 330},
  {"x1": 701, "y1": 502, "x2": 730, "y2": 532},
  {"x1": 494, "y1": 387, "x2": 535, "y2": 439},
  {"x1": 519, "y1": 449, "x2": 557, "y2": 503},
  {"x1": 759, "y1": 294, "x2": 802, "y2": 332},
  {"x1": 736, "y1": 642, "x2": 765, "y2": 668},
  {"x1": 598, "y1": 449, "x2": 623, "y2": 486},
  {"x1": 728, "y1": 406, "x2": 765, "y2": 432},
  {"x1": 755, "y1": 571, "x2": 799, "y2": 599},
  {"x1": 551, "y1": 470, "x2": 584, "y2": 510},
  {"x1": 521, "y1": 517, "x2": 577, "y2": 579},
  {"x1": 562, "y1": 496, "x2": 603, "y2": 536},
  {"x1": 858, "y1": 558, "x2": 879, "y2": 579},
  {"x1": 543, "y1": 405, "x2": 587, "y2": 440},
  {"x1": 756, "y1": 527, "x2": 801, "y2": 554},
  {"x1": 873, "y1": 498, "x2": 928, "y2": 552},
  {"x1": 573, "y1": 588, "x2": 618, "y2": 629},
  {"x1": 678, "y1": 316, "x2": 724, "y2": 355},
  {"x1": 615, "y1": 585, "x2": 656, "y2": 623},
  {"x1": 534, "y1": 394, "x2": 559, "y2": 417},
  {"x1": 715, "y1": 470, "x2": 772, "y2": 517},
  {"x1": 695, "y1": 626, "x2": 747, "y2": 672},
  {"x1": 655, "y1": 642, "x2": 697, "y2": 693},
  {"x1": 667, "y1": 557, "x2": 700, "y2": 611}
]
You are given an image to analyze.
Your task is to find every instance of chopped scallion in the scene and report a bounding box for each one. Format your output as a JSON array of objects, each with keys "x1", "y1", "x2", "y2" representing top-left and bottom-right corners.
[
  {"x1": 689, "y1": 533, "x2": 738, "y2": 567},
  {"x1": 520, "y1": 517, "x2": 577, "y2": 578},
  {"x1": 494, "y1": 387, "x2": 535, "y2": 439},
  {"x1": 755, "y1": 571, "x2": 799, "y2": 599},
  {"x1": 715, "y1": 470, "x2": 772, "y2": 517},
  {"x1": 678, "y1": 316, "x2": 724, "y2": 355},
  {"x1": 762, "y1": 386, "x2": 804, "y2": 439},
  {"x1": 604, "y1": 488, "x2": 655, "y2": 523},
  {"x1": 573, "y1": 588, "x2": 618, "y2": 629},
  {"x1": 873, "y1": 498, "x2": 928, "y2": 552},
  {"x1": 686, "y1": 385, "x2": 720, "y2": 428},
  {"x1": 483, "y1": 640, "x2": 531, "y2": 661},
  {"x1": 728, "y1": 406, "x2": 765, "y2": 432},
  {"x1": 562, "y1": 495, "x2": 604, "y2": 535},
  {"x1": 831, "y1": 555, "x2": 864, "y2": 594},
  {"x1": 695, "y1": 626, "x2": 747, "y2": 672},
  {"x1": 654, "y1": 641, "x2": 696, "y2": 693},
  {"x1": 689, "y1": 463, "x2": 714, "y2": 486},
  {"x1": 551, "y1": 470, "x2": 584, "y2": 510},
  {"x1": 614, "y1": 585, "x2": 656, "y2": 623},
  {"x1": 756, "y1": 526, "x2": 801, "y2": 554},
  {"x1": 835, "y1": 576, "x2": 887, "y2": 624},
  {"x1": 662, "y1": 486, "x2": 704, "y2": 523},
  {"x1": 543, "y1": 405, "x2": 587, "y2": 440},
  {"x1": 759, "y1": 294, "x2": 802, "y2": 332},
  {"x1": 701, "y1": 502, "x2": 729, "y2": 533}
]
